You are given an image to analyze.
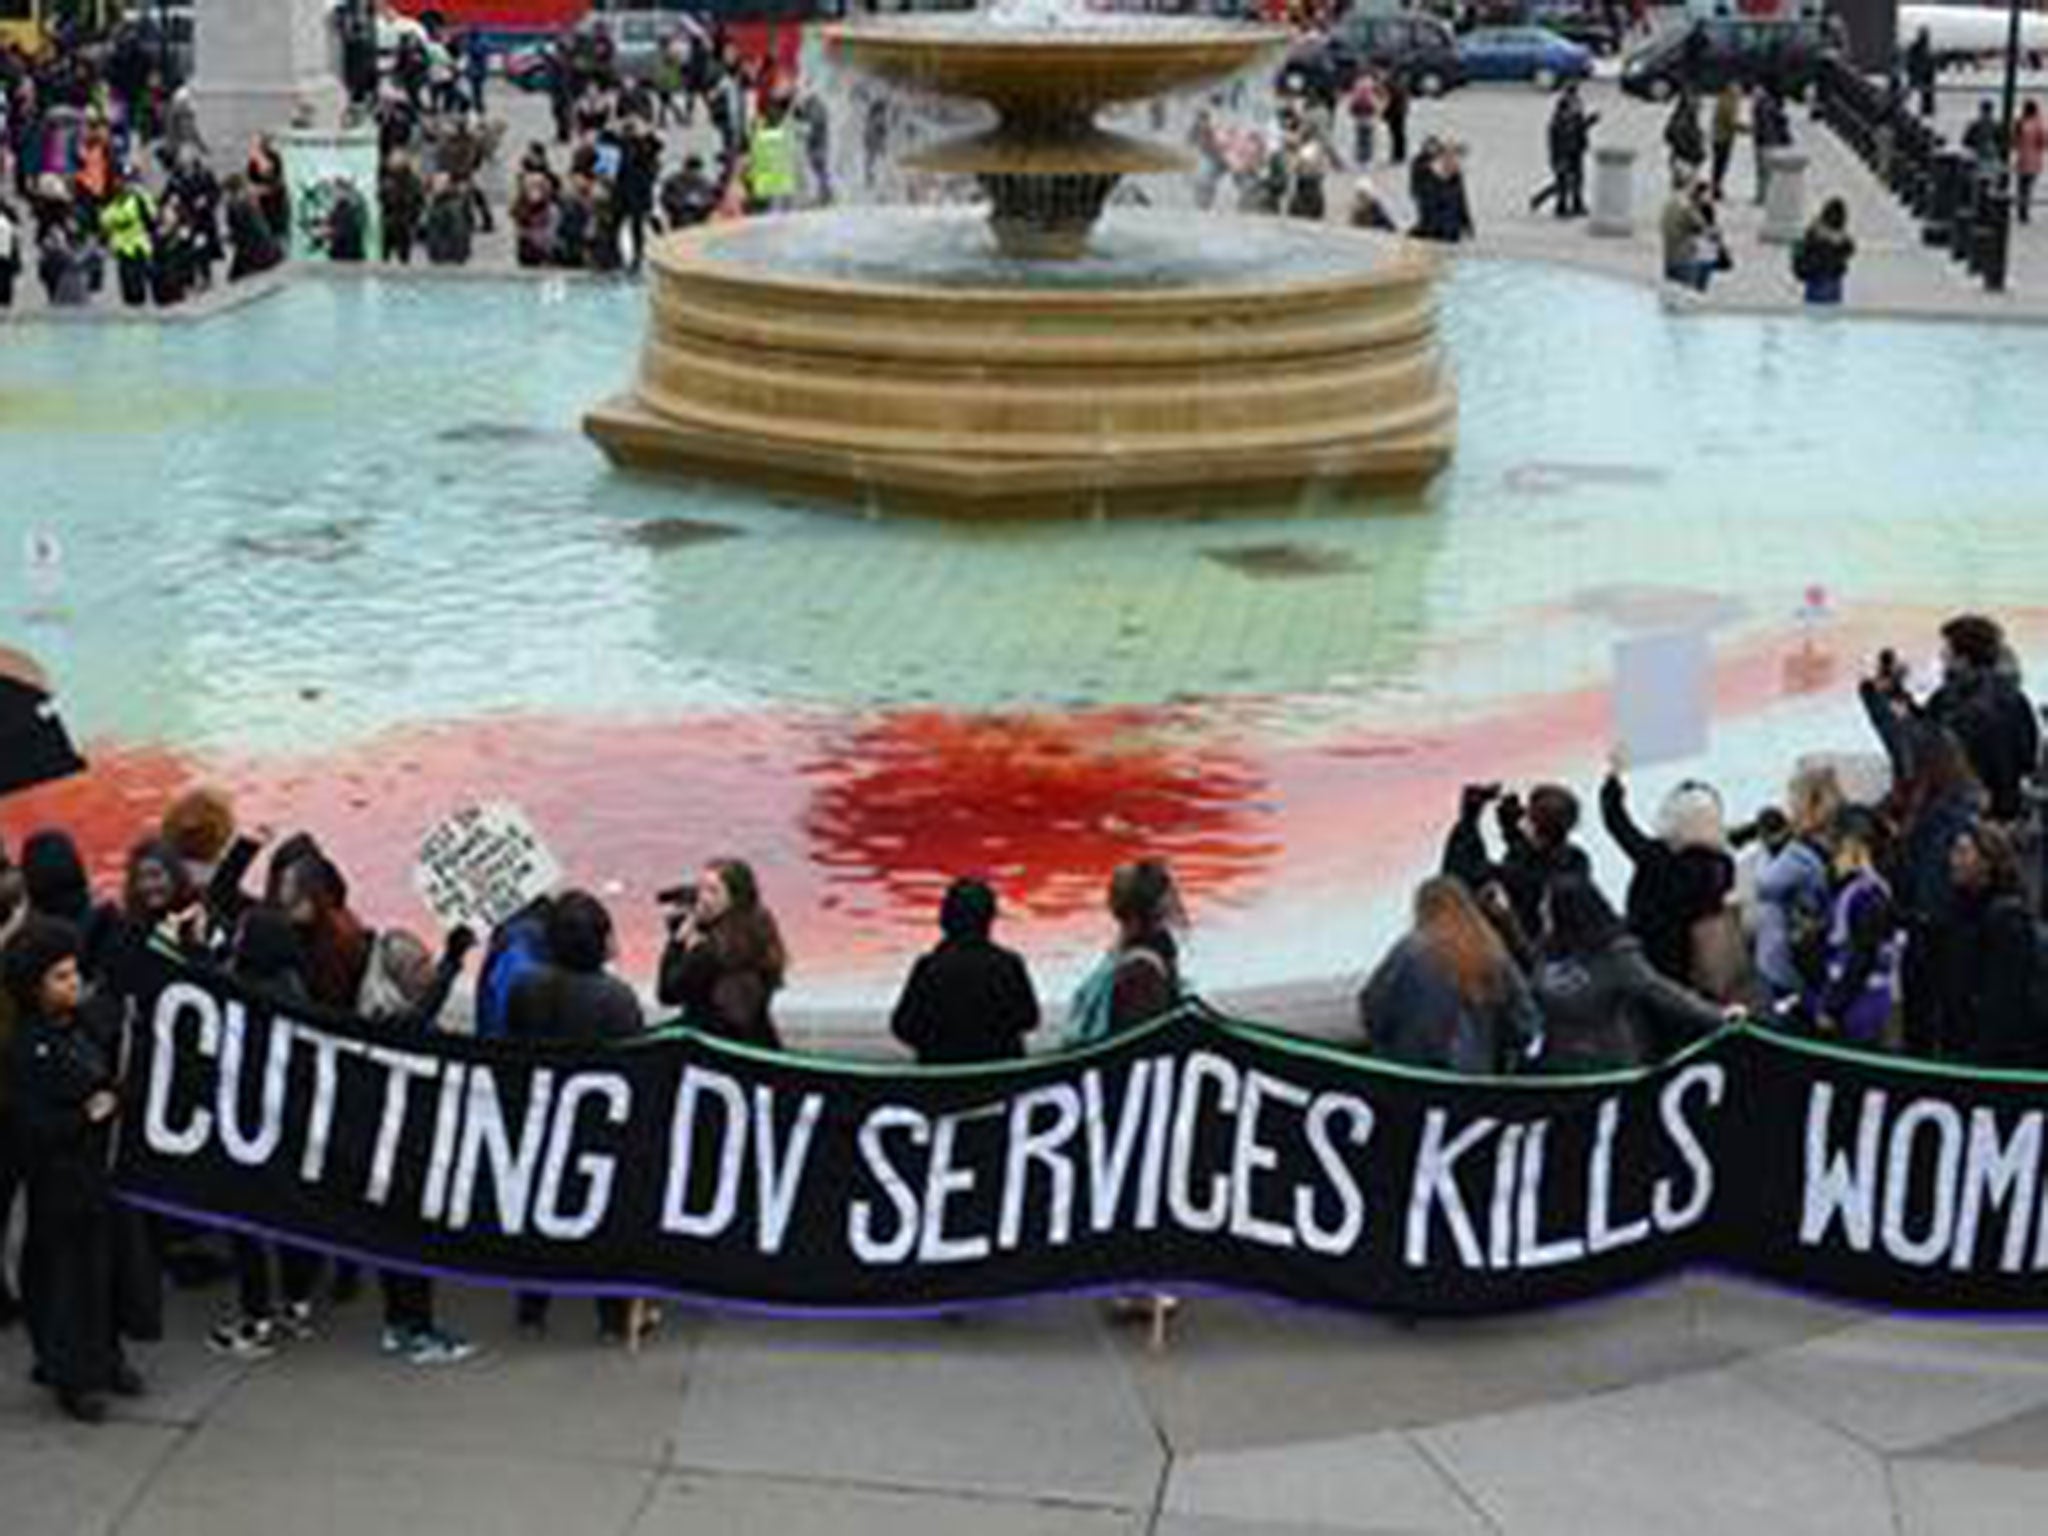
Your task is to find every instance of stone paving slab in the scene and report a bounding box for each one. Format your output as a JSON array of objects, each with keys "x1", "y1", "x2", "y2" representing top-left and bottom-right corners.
[
  {"x1": 1735, "y1": 1322, "x2": 2048, "y2": 1455},
  {"x1": 1416, "y1": 1366, "x2": 1896, "y2": 1536},
  {"x1": 0, "y1": 1414, "x2": 183, "y2": 1536},
  {"x1": 114, "y1": 1421, "x2": 660, "y2": 1536},
  {"x1": 1164, "y1": 1429, "x2": 1491, "y2": 1533},
  {"x1": 1892, "y1": 1459, "x2": 2048, "y2": 1536},
  {"x1": 629, "y1": 1470, "x2": 1145, "y2": 1536},
  {"x1": 668, "y1": 1306, "x2": 1164, "y2": 1510}
]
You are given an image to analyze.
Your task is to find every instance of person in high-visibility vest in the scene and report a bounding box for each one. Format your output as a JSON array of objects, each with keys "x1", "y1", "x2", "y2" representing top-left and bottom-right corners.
[
  {"x1": 98, "y1": 177, "x2": 156, "y2": 308},
  {"x1": 744, "y1": 102, "x2": 799, "y2": 215}
]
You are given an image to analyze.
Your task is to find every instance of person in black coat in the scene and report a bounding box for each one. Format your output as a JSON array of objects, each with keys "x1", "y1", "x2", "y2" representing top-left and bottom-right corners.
[
  {"x1": 890, "y1": 879, "x2": 1040, "y2": 1065},
  {"x1": 1942, "y1": 822, "x2": 2038, "y2": 1066},
  {"x1": 7, "y1": 917, "x2": 148, "y2": 1422},
  {"x1": 506, "y1": 891, "x2": 642, "y2": 1341},
  {"x1": 1923, "y1": 615, "x2": 2039, "y2": 825},
  {"x1": 1442, "y1": 782, "x2": 1591, "y2": 958},
  {"x1": 615, "y1": 115, "x2": 662, "y2": 274},
  {"x1": 1530, "y1": 85, "x2": 1597, "y2": 217},
  {"x1": 1600, "y1": 762, "x2": 1737, "y2": 989},
  {"x1": 18, "y1": 830, "x2": 119, "y2": 984}
]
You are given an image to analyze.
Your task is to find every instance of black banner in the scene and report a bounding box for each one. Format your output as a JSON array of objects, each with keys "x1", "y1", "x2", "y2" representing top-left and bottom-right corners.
[{"x1": 107, "y1": 950, "x2": 2048, "y2": 1317}]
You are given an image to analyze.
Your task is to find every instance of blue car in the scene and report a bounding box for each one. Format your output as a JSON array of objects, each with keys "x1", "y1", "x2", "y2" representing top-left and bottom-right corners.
[{"x1": 1456, "y1": 25, "x2": 1594, "y2": 88}]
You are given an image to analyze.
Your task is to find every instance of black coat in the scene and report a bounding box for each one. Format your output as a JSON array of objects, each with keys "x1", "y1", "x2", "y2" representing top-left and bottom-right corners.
[
  {"x1": 1533, "y1": 935, "x2": 1724, "y2": 1072},
  {"x1": 1946, "y1": 892, "x2": 2039, "y2": 1066},
  {"x1": 505, "y1": 966, "x2": 645, "y2": 1046},
  {"x1": 1928, "y1": 672, "x2": 2040, "y2": 823},
  {"x1": 657, "y1": 936, "x2": 780, "y2": 1050},
  {"x1": 890, "y1": 937, "x2": 1040, "y2": 1065},
  {"x1": 1600, "y1": 776, "x2": 1735, "y2": 986}
]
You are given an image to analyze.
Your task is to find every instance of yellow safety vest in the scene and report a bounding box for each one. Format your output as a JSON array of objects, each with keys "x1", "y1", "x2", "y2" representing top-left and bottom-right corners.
[{"x1": 747, "y1": 122, "x2": 797, "y2": 201}]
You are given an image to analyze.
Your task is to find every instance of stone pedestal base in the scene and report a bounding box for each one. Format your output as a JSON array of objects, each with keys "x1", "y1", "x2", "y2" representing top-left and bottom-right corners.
[
  {"x1": 1761, "y1": 149, "x2": 1809, "y2": 244},
  {"x1": 192, "y1": 0, "x2": 345, "y2": 159},
  {"x1": 1590, "y1": 146, "x2": 1636, "y2": 238}
]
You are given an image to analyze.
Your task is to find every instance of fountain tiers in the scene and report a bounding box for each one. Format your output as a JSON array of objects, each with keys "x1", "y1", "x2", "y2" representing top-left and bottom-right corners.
[{"x1": 583, "y1": 15, "x2": 1457, "y2": 516}]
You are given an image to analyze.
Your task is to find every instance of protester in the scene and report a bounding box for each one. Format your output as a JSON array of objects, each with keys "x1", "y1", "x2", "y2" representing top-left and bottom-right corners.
[
  {"x1": 19, "y1": 830, "x2": 117, "y2": 982},
  {"x1": 0, "y1": 865, "x2": 27, "y2": 1328},
  {"x1": 1066, "y1": 859, "x2": 1186, "y2": 1045},
  {"x1": 1441, "y1": 781, "x2": 1590, "y2": 953},
  {"x1": 1744, "y1": 764, "x2": 1840, "y2": 1003},
  {"x1": 1940, "y1": 822, "x2": 2038, "y2": 1066},
  {"x1": 0, "y1": 194, "x2": 24, "y2": 309},
  {"x1": 1532, "y1": 878, "x2": 1728, "y2": 1072},
  {"x1": 1600, "y1": 759, "x2": 1742, "y2": 996},
  {"x1": 890, "y1": 878, "x2": 1040, "y2": 1065},
  {"x1": 506, "y1": 890, "x2": 642, "y2": 1341},
  {"x1": 1798, "y1": 806, "x2": 1904, "y2": 1048},
  {"x1": 7, "y1": 917, "x2": 150, "y2": 1423},
  {"x1": 656, "y1": 859, "x2": 787, "y2": 1046},
  {"x1": 357, "y1": 927, "x2": 478, "y2": 1365},
  {"x1": 1358, "y1": 876, "x2": 1541, "y2": 1074}
]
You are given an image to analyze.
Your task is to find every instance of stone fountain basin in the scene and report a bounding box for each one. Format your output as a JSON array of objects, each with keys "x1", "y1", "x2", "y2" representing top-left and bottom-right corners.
[
  {"x1": 822, "y1": 17, "x2": 1291, "y2": 112},
  {"x1": 583, "y1": 209, "x2": 1457, "y2": 516}
]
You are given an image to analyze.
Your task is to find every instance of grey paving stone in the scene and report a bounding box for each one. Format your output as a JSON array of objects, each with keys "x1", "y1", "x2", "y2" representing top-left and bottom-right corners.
[
  {"x1": 195, "y1": 1285, "x2": 699, "y2": 1468},
  {"x1": 1893, "y1": 1459, "x2": 2048, "y2": 1536},
  {"x1": 0, "y1": 1413, "x2": 181, "y2": 1536},
  {"x1": 1164, "y1": 1429, "x2": 1489, "y2": 1532},
  {"x1": 669, "y1": 1305, "x2": 1162, "y2": 1509},
  {"x1": 630, "y1": 1471, "x2": 1145, "y2": 1536},
  {"x1": 1736, "y1": 1323, "x2": 2048, "y2": 1455},
  {"x1": 1417, "y1": 1366, "x2": 1895, "y2": 1536},
  {"x1": 1910, "y1": 1400, "x2": 2048, "y2": 1471},
  {"x1": 117, "y1": 1422, "x2": 659, "y2": 1536}
]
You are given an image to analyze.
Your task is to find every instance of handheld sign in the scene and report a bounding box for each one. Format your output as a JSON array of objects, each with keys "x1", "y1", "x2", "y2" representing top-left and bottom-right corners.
[
  {"x1": 1612, "y1": 628, "x2": 1711, "y2": 769},
  {"x1": 413, "y1": 802, "x2": 562, "y2": 932}
]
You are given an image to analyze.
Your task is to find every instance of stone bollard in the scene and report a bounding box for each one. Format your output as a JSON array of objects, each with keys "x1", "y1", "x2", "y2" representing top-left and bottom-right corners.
[
  {"x1": 1590, "y1": 144, "x2": 1637, "y2": 237},
  {"x1": 1759, "y1": 148, "x2": 1808, "y2": 244}
]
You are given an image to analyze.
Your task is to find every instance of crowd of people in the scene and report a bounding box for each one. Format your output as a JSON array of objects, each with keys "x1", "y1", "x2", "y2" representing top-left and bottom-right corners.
[{"x1": 1, "y1": 608, "x2": 2044, "y2": 1422}]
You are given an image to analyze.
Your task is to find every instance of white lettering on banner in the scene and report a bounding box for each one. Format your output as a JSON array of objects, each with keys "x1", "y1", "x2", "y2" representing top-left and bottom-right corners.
[
  {"x1": 1486, "y1": 1122, "x2": 1522, "y2": 1270},
  {"x1": 1082, "y1": 1062, "x2": 1151, "y2": 1234},
  {"x1": 296, "y1": 1027, "x2": 368, "y2": 1185},
  {"x1": 535, "y1": 1073, "x2": 631, "y2": 1241},
  {"x1": 1587, "y1": 1097, "x2": 1653, "y2": 1256},
  {"x1": 1651, "y1": 1062, "x2": 1722, "y2": 1231},
  {"x1": 753, "y1": 1087, "x2": 825, "y2": 1257},
  {"x1": 1516, "y1": 1121, "x2": 1588, "y2": 1268},
  {"x1": 919, "y1": 1110, "x2": 991, "y2": 1264},
  {"x1": 661, "y1": 1067, "x2": 748, "y2": 1239},
  {"x1": 1000, "y1": 1084, "x2": 1081, "y2": 1251},
  {"x1": 1800, "y1": 1082, "x2": 1886, "y2": 1251},
  {"x1": 1406, "y1": 1110, "x2": 1497, "y2": 1269},
  {"x1": 421, "y1": 1063, "x2": 467, "y2": 1224},
  {"x1": 1298, "y1": 1094, "x2": 1372, "y2": 1256},
  {"x1": 1168, "y1": 1051, "x2": 1237, "y2": 1234},
  {"x1": 849, "y1": 1105, "x2": 927, "y2": 1265},
  {"x1": 1881, "y1": 1099, "x2": 1964, "y2": 1267},
  {"x1": 1954, "y1": 1108, "x2": 2041, "y2": 1274},
  {"x1": 145, "y1": 983, "x2": 219, "y2": 1157},
  {"x1": 364, "y1": 1045, "x2": 442, "y2": 1207},
  {"x1": 1134, "y1": 1054, "x2": 1177, "y2": 1231},
  {"x1": 448, "y1": 1067, "x2": 557, "y2": 1235},
  {"x1": 217, "y1": 1003, "x2": 292, "y2": 1168},
  {"x1": 1230, "y1": 1070, "x2": 1306, "y2": 1249}
]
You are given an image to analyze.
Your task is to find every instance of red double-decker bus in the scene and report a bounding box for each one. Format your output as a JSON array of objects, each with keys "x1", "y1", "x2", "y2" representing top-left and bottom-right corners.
[{"x1": 386, "y1": 1, "x2": 591, "y2": 47}]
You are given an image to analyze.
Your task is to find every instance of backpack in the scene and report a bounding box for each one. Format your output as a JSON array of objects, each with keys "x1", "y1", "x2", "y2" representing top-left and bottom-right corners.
[
  {"x1": 475, "y1": 909, "x2": 550, "y2": 1040},
  {"x1": 1790, "y1": 237, "x2": 1815, "y2": 283},
  {"x1": 1063, "y1": 948, "x2": 1172, "y2": 1049}
]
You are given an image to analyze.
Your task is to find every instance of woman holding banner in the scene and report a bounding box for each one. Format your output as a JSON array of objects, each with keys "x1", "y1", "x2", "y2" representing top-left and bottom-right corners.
[
  {"x1": 1358, "y1": 877, "x2": 1541, "y2": 1075},
  {"x1": 1531, "y1": 879, "x2": 1728, "y2": 1073}
]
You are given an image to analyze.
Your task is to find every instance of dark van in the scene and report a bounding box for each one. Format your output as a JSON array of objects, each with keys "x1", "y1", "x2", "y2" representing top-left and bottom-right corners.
[{"x1": 1619, "y1": 18, "x2": 1839, "y2": 101}]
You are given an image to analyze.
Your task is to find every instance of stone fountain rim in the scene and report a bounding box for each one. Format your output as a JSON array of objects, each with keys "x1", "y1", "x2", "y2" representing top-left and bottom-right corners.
[
  {"x1": 649, "y1": 209, "x2": 1445, "y2": 310},
  {"x1": 821, "y1": 16, "x2": 1295, "y2": 50}
]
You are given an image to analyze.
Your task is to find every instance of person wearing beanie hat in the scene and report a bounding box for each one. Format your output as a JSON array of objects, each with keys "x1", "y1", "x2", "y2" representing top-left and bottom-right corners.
[{"x1": 6, "y1": 916, "x2": 145, "y2": 1423}]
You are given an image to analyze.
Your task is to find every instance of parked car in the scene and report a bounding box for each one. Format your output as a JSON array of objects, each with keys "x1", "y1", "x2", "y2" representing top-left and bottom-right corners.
[
  {"x1": 1456, "y1": 24, "x2": 1592, "y2": 86},
  {"x1": 1620, "y1": 18, "x2": 1837, "y2": 101},
  {"x1": 1282, "y1": 11, "x2": 1467, "y2": 99},
  {"x1": 1458, "y1": 0, "x2": 1618, "y2": 54}
]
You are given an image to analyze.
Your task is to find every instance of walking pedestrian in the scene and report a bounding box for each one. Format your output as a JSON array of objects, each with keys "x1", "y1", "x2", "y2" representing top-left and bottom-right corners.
[{"x1": 2017, "y1": 100, "x2": 2046, "y2": 223}]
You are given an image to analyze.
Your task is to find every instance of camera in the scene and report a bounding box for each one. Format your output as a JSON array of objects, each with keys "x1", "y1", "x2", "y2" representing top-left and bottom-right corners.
[{"x1": 656, "y1": 883, "x2": 698, "y2": 910}]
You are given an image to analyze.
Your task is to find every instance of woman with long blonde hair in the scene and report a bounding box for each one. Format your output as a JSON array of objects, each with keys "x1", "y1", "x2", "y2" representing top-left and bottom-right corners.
[{"x1": 1358, "y1": 877, "x2": 1541, "y2": 1074}]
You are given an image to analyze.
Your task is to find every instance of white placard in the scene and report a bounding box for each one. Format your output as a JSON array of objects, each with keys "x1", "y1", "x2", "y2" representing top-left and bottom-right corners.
[
  {"x1": 1612, "y1": 629, "x2": 1712, "y2": 770},
  {"x1": 413, "y1": 801, "x2": 562, "y2": 932}
]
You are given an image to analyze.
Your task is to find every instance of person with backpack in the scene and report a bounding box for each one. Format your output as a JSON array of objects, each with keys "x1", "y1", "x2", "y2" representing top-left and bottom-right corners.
[{"x1": 1064, "y1": 860, "x2": 1186, "y2": 1047}]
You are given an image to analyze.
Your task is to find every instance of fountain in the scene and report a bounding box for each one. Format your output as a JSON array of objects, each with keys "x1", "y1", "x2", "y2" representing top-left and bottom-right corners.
[{"x1": 583, "y1": 1, "x2": 1458, "y2": 515}]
